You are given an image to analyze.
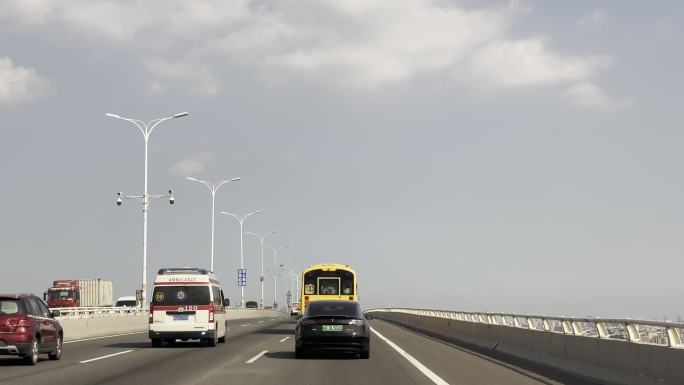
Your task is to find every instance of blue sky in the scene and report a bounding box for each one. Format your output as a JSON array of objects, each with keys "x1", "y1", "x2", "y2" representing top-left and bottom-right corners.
[{"x1": 1, "y1": 1, "x2": 683, "y2": 319}]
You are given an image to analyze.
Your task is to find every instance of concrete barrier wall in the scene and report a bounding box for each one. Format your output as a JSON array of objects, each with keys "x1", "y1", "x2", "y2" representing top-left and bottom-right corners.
[
  {"x1": 60, "y1": 310, "x2": 286, "y2": 341},
  {"x1": 60, "y1": 315, "x2": 149, "y2": 341},
  {"x1": 370, "y1": 311, "x2": 684, "y2": 385}
]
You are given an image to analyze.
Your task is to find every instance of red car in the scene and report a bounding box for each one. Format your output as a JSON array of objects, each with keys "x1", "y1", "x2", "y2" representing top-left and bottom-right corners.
[{"x1": 0, "y1": 294, "x2": 63, "y2": 365}]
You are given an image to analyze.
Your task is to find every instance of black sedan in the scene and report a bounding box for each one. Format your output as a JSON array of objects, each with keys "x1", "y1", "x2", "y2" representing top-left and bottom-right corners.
[{"x1": 294, "y1": 300, "x2": 370, "y2": 359}]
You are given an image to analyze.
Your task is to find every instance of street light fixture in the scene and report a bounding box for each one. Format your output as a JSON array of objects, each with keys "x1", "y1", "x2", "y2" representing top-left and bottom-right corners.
[
  {"x1": 245, "y1": 231, "x2": 277, "y2": 309},
  {"x1": 107, "y1": 111, "x2": 188, "y2": 307},
  {"x1": 186, "y1": 177, "x2": 241, "y2": 272},
  {"x1": 264, "y1": 244, "x2": 288, "y2": 310},
  {"x1": 220, "y1": 210, "x2": 262, "y2": 308}
]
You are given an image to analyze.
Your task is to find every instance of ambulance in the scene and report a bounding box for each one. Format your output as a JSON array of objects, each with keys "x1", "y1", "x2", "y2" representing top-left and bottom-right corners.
[{"x1": 148, "y1": 268, "x2": 230, "y2": 347}]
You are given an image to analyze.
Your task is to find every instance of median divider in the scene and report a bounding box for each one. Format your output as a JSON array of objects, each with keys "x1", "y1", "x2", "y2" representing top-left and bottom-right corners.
[
  {"x1": 59, "y1": 309, "x2": 287, "y2": 342},
  {"x1": 367, "y1": 309, "x2": 684, "y2": 385}
]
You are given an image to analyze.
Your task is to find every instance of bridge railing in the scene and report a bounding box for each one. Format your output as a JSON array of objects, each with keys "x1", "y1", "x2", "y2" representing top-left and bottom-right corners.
[
  {"x1": 50, "y1": 306, "x2": 283, "y2": 319},
  {"x1": 50, "y1": 306, "x2": 149, "y2": 319},
  {"x1": 365, "y1": 308, "x2": 684, "y2": 348}
]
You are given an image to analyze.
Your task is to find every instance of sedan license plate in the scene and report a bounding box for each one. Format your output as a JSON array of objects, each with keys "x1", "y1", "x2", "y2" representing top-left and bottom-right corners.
[
  {"x1": 322, "y1": 325, "x2": 343, "y2": 332},
  {"x1": 173, "y1": 315, "x2": 189, "y2": 321}
]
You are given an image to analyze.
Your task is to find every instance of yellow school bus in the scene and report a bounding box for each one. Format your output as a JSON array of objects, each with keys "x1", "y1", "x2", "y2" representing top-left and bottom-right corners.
[{"x1": 301, "y1": 263, "x2": 357, "y2": 313}]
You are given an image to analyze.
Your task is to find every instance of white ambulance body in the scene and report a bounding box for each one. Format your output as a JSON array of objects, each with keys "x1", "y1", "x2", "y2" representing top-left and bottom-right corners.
[{"x1": 148, "y1": 268, "x2": 229, "y2": 347}]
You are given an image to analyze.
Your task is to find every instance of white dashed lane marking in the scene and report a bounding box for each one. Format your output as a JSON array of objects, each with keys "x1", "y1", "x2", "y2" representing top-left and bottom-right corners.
[
  {"x1": 245, "y1": 350, "x2": 268, "y2": 364},
  {"x1": 79, "y1": 350, "x2": 134, "y2": 364}
]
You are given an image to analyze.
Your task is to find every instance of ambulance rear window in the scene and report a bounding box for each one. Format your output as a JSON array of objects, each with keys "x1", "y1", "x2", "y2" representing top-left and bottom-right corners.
[{"x1": 152, "y1": 286, "x2": 210, "y2": 306}]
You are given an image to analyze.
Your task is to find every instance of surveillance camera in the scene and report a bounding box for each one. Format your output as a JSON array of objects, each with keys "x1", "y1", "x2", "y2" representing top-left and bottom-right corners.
[
  {"x1": 117, "y1": 197, "x2": 122, "y2": 206},
  {"x1": 168, "y1": 190, "x2": 175, "y2": 205}
]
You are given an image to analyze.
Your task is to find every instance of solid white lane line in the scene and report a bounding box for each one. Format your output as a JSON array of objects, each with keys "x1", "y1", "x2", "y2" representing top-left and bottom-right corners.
[
  {"x1": 65, "y1": 332, "x2": 146, "y2": 344},
  {"x1": 370, "y1": 327, "x2": 449, "y2": 385},
  {"x1": 241, "y1": 324, "x2": 250, "y2": 327},
  {"x1": 79, "y1": 350, "x2": 134, "y2": 364},
  {"x1": 279, "y1": 336, "x2": 290, "y2": 342},
  {"x1": 245, "y1": 350, "x2": 268, "y2": 364}
]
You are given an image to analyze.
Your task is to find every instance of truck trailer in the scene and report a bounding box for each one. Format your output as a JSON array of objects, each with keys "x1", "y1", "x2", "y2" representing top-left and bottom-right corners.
[{"x1": 46, "y1": 279, "x2": 113, "y2": 308}]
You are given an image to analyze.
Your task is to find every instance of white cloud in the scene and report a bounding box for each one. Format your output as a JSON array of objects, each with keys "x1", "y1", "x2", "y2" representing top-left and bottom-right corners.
[
  {"x1": 563, "y1": 81, "x2": 630, "y2": 109},
  {"x1": 0, "y1": 56, "x2": 49, "y2": 105},
  {"x1": 1, "y1": 0, "x2": 616, "y2": 102},
  {"x1": 212, "y1": 0, "x2": 511, "y2": 88},
  {"x1": 0, "y1": 0, "x2": 249, "y2": 41},
  {"x1": 143, "y1": 58, "x2": 220, "y2": 95},
  {"x1": 577, "y1": 10, "x2": 607, "y2": 28},
  {"x1": 169, "y1": 153, "x2": 215, "y2": 177},
  {"x1": 463, "y1": 38, "x2": 611, "y2": 87}
]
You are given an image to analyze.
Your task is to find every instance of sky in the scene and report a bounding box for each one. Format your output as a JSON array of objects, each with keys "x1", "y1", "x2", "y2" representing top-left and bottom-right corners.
[{"x1": 1, "y1": 0, "x2": 683, "y2": 320}]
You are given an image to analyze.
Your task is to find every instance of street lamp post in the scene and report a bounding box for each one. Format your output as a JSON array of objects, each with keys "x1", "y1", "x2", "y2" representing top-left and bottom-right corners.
[
  {"x1": 245, "y1": 231, "x2": 277, "y2": 309},
  {"x1": 107, "y1": 111, "x2": 188, "y2": 307},
  {"x1": 265, "y1": 244, "x2": 288, "y2": 310},
  {"x1": 220, "y1": 210, "x2": 262, "y2": 308},
  {"x1": 282, "y1": 264, "x2": 299, "y2": 308},
  {"x1": 294, "y1": 274, "x2": 300, "y2": 303},
  {"x1": 186, "y1": 177, "x2": 241, "y2": 272}
]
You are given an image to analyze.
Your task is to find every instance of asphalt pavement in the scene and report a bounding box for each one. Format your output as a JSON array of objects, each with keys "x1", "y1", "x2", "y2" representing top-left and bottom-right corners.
[{"x1": 0, "y1": 316, "x2": 571, "y2": 385}]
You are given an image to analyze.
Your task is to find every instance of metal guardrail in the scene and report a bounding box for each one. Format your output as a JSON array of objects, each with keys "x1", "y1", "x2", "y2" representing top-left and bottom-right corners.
[
  {"x1": 366, "y1": 308, "x2": 684, "y2": 348},
  {"x1": 49, "y1": 306, "x2": 282, "y2": 319},
  {"x1": 50, "y1": 306, "x2": 149, "y2": 319}
]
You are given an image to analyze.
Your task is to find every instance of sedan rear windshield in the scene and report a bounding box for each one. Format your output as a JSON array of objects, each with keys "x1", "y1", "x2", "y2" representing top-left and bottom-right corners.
[
  {"x1": 0, "y1": 300, "x2": 24, "y2": 315},
  {"x1": 152, "y1": 286, "x2": 210, "y2": 306},
  {"x1": 305, "y1": 301, "x2": 361, "y2": 318}
]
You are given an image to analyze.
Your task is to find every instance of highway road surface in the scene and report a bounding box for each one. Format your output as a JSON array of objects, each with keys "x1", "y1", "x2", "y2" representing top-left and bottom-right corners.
[{"x1": 0, "y1": 316, "x2": 591, "y2": 385}]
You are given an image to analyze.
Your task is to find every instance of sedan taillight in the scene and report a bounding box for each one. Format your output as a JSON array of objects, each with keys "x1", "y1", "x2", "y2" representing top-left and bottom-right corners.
[
  {"x1": 8, "y1": 317, "x2": 30, "y2": 328},
  {"x1": 348, "y1": 319, "x2": 364, "y2": 326},
  {"x1": 3, "y1": 317, "x2": 30, "y2": 333}
]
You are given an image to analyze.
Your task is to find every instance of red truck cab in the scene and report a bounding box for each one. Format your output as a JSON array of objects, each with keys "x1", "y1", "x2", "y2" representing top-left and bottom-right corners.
[{"x1": 46, "y1": 280, "x2": 80, "y2": 308}]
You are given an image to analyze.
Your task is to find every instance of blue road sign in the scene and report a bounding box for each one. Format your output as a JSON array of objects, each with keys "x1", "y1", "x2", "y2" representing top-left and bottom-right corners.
[{"x1": 238, "y1": 268, "x2": 247, "y2": 287}]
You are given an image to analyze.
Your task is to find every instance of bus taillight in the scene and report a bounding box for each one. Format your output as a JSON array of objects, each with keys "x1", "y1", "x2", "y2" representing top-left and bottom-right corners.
[{"x1": 349, "y1": 296, "x2": 353, "y2": 300}]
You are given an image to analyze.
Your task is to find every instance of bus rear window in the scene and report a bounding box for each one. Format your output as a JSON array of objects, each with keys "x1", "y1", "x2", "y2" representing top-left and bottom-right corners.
[
  {"x1": 152, "y1": 286, "x2": 210, "y2": 306},
  {"x1": 303, "y1": 269, "x2": 355, "y2": 295}
]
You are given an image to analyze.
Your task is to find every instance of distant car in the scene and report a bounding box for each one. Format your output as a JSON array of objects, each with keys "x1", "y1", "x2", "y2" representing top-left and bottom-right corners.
[
  {"x1": 245, "y1": 301, "x2": 258, "y2": 309},
  {"x1": 291, "y1": 303, "x2": 301, "y2": 317},
  {"x1": 115, "y1": 296, "x2": 138, "y2": 307},
  {"x1": 295, "y1": 300, "x2": 369, "y2": 359},
  {"x1": 0, "y1": 294, "x2": 63, "y2": 365}
]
